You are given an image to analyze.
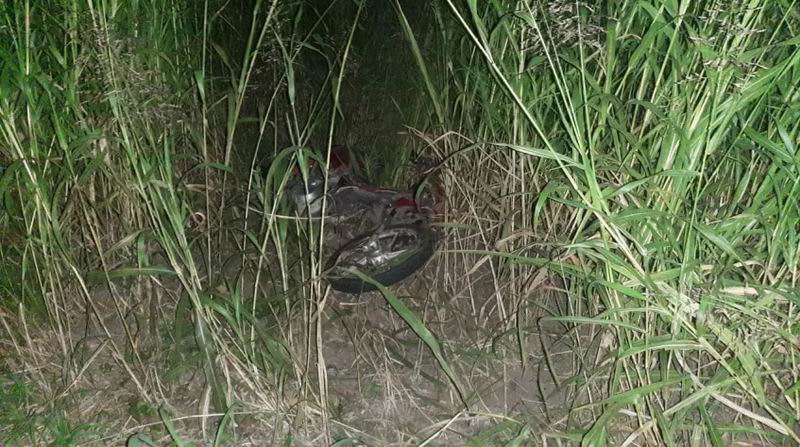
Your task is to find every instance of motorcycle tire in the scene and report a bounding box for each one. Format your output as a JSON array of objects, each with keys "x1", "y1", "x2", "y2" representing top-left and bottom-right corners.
[{"x1": 326, "y1": 224, "x2": 436, "y2": 293}]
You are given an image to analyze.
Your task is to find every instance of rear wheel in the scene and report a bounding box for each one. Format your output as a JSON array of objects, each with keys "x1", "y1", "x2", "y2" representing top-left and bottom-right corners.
[{"x1": 327, "y1": 224, "x2": 436, "y2": 293}]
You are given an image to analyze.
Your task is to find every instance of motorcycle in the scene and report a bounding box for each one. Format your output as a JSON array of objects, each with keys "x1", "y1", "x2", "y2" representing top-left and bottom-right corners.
[{"x1": 285, "y1": 146, "x2": 437, "y2": 293}]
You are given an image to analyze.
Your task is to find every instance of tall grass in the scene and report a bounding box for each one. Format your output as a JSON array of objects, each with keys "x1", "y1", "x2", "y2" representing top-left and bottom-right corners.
[
  {"x1": 0, "y1": 0, "x2": 350, "y2": 443},
  {"x1": 1, "y1": 0, "x2": 206, "y2": 397},
  {"x1": 2, "y1": 0, "x2": 799, "y2": 444},
  {"x1": 399, "y1": 0, "x2": 800, "y2": 444}
]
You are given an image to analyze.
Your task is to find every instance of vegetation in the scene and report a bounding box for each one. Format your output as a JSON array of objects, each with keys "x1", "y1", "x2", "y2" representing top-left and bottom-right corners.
[{"x1": 1, "y1": 0, "x2": 798, "y2": 445}]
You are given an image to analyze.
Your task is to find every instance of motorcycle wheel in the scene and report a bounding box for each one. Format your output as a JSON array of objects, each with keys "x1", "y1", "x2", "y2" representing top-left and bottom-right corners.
[{"x1": 327, "y1": 224, "x2": 436, "y2": 293}]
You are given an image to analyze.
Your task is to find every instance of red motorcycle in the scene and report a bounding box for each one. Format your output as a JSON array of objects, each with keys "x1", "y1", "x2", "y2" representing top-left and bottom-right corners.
[{"x1": 285, "y1": 146, "x2": 437, "y2": 293}]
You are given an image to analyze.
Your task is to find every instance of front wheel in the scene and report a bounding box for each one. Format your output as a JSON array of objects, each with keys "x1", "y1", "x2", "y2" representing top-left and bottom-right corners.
[{"x1": 326, "y1": 224, "x2": 436, "y2": 293}]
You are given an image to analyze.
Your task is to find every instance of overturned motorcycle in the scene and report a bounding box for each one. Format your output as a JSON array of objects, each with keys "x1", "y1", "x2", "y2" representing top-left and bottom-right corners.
[{"x1": 283, "y1": 146, "x2": 438, "y2": 293}]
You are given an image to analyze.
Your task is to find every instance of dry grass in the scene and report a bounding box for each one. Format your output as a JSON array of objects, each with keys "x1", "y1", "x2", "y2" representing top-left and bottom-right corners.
[{"x1": 2, "y1": 0, "x2": 800, "y2": 445}]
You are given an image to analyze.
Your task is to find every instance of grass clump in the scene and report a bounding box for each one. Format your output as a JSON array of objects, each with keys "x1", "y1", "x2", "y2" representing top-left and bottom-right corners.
[
  {"x1": 0, "y1": 369, "x2": 95, "y2": 445},
  {"x1": 0, "y1": 0, "x2": 302, "y2": 443},
  {"x1": 393, "y1": 0, "x2": 800, "y2": 444}
]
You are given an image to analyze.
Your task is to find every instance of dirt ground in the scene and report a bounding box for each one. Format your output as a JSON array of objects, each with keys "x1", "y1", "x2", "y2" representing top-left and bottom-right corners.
[{"x1": 1, "y1": 229, "x2": 589, "y2": 446}]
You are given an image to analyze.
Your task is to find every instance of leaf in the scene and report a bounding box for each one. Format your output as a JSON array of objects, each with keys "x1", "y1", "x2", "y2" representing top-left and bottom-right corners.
[
  {"x1": 211, "y1": 42, "x2": 233, "y2": 74},
  {"x1": 86, "y1": 266, "x2": 176, "y2": 282},
  {"x1": 692, "y1": 221, "x2": 742, "y2": 262},
  {"x1": 699, "y1": 404, "x2": 724, "y2": 447},
  {"x1": 126, "y1": 433, "x2": 158, "y2": 447},
  {"x1": 194, "y1": 70, "x2": 206, "y2": 102},
  {"x1": 277, "y1": 40, "x2": 295, "y2": 107},
  {"x1": 617, "y1": 336, "x2": 704, "y2": 358},
  {"x1": 534, "y1": 181, "x2": 569, "y2": 227},
  {"x1": 581, "y1": 377, "x2": 683, "y2": 446},
  {"x1": 603, "y1": 170, "x2": 698, "y2": 199},
  {"x1": 195, "y1": 311, "x2": 227, "y2": 413},
  {"x1": 780, "y1": 34, "x2": 800, "y2": 47},
  {"x1": 626, "y1": 99, "x2": 667, "y2": 121},
  {"x1": 159, "y1": 406, "x2": 194, "y2": 447},
  {"x1": 347, "y1": 269, "x2": 467, "y2": 407},
  {"x1": 540, "y1": 315, "x2": 645, "y2": 333},
  {"x1": 213, "y1": 402, "x2": 237, "y2": 447},
  {"x1": 196, "y1": 162, "x2": 233, "y2": 173},
  {"x1": 104, "y1": 230, "x2": 147, "y2": 258},
  {"x1": 597, "y1": 280, "x2": 647, "y2": 301},
  {"x1": 745, "y1": 127, "x2": 793, "y2": 163},
  {"x1": 492, "y1": 143, "x2": 583, "y2": 168},
  {"x1": 466, "y1": 421, "x2": 520, "y2": 446},
  {"x1": 392, "y1": 0, "x2": 444, "y2": 125},
  {"x1": 504, "y1": 425, "x2": 532, "y2": 447},
  {"x1": 777, "y1": 124, "x2": 796, "y2": 156}
]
